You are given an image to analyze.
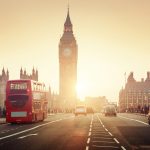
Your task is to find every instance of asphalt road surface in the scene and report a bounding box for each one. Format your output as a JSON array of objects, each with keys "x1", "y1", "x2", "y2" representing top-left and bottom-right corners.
[{"x1": 0, "y1": 113, "x2": 150, "y2": 150}]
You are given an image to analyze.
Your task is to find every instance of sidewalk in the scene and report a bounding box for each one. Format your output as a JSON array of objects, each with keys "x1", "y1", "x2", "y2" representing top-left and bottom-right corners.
[
  {"x1": 0, "y1": 118, "x2": 6, "y2": 124},
  {"x1": 126, "y1": 112, "x2": 148, "y2": 117}
]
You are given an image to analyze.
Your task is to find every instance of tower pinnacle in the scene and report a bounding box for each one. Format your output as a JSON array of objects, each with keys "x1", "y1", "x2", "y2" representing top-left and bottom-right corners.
[{"x1": 64, "y1": 6, "x2": 72, "y2": 32}]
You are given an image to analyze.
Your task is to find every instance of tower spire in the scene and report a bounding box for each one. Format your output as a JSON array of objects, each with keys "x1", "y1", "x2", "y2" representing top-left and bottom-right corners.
[
  {"x1": 67, "y1": 0, "x2": 69, "y2": 13},
  {"x1": 64, "y1": 4, "x2": 72, "y2": 32}
]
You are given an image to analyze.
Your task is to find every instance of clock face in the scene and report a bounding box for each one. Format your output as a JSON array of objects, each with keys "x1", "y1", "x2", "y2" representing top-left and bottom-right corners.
[{"x1": 63, "y1": 48, "x2": 71, "y2": 57}]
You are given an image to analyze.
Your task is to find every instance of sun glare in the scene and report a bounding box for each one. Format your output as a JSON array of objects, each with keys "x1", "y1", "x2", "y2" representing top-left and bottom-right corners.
[{"x1": 76, "y1": 82, "x2": 88, "y2": 101}]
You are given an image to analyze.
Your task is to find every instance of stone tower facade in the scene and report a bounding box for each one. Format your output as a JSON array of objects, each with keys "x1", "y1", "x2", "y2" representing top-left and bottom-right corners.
[
  {"x1": 59, "y1": 8, "x2": 78, "y2": 108},
  {"x1": 0, "y1": 68, "x2": 9, "y2": 110}
]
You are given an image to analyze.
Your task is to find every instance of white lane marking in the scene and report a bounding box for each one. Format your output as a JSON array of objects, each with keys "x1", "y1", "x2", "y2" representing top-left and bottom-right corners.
[
  {"x1": 92, "y1": 131, "x2": 106, "y2": 134},
  {"x1": 98, "y1": 118, "x2": 103, "y2": 124},
  {"x1": 118, "y1": 115, "x2": 149, "y2": 125},
  {"x1": 10, "y1": 129, "x2": 15, "y2": 131},
  {"x1": 96, "y1": 114, "x2": 103, "y2": 125},
  {"x1": 1, "y1": 130, "x2": 10, "y2": 133},
  {"x1": 108, "y1": 132, "x2": 113, "y2": 136},
  {"x1": 92, "y1": 134, "x2": 110, "y2": 137},
  {"x1": 87, "y1": 138, "x2": 90, "y2": 144},
  {"x1": 89, "y1": 128, "x2": 91, "y2": 132},
  {"x1": 18, "y1": 133, "x2": 38, "y2": 139},
  {"x1": 88, "y1": 132, "x2": 91, "y2": 137},
  {"x1": 92, "y1": 140, "x2": 116, "y2": 144},
  {"x1": 86, "y1": 146, "x2": 89, "y2": 150},
  {"x1": 121, "y1": 146, "x2": 126, "y2": 150},
  {"x1": 0, "y1": 116, "x2": 73, "y2": 140},
  {"x1": 105, "y1": 128, "x2": 108, "y2": 131},
  {"x1": 97, "y1": 114, "x2": 124, "y2": 148},
  {"x1": 114, "y1": 138, "x2": 119, "y2": 144},
  {"x1": 90, "y1": 115, "x2": 93, "y2": 125},
  {"x1": 92, "y1": 129, "x2": 105, "y2": 131},
  {"x1": 97, "y1": 115, "x2": 114, "y2": 137},
  {"x1": 92, "y1": 133, "x2": 109, "y2": 136},
  {"x1": 1, "y1": 131, "x2": 6, "y2": 134},
  {"x1": 92, "y1": 145, "x2": 119, "y2": 149},
  {"x1": 93, "y1": 137, "x2": 112, "y2": 140}
]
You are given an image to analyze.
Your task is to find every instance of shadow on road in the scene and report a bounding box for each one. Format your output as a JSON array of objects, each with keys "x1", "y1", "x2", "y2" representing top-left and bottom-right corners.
[{"x1": 118, "y1": 126, "x2": 150, "y2": 147}]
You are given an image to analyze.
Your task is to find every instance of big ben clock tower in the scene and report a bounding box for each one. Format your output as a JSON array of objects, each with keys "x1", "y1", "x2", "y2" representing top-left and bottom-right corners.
[{"x1": 59, "y1": 8, "x2": 78, "y2": 107}]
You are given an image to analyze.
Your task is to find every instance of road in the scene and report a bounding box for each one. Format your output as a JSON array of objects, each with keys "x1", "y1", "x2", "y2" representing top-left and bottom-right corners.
[{"x1": 0, "y1": 113, "x2": 150, "y2": 150}]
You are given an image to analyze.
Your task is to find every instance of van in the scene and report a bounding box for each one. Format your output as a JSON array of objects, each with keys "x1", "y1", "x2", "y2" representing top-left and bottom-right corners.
[
  {"x1": 102, "y1": 105, "x2": 117, "y2": 116},
  {"x1": 74, "y1": 105, "x2": 87, "y2": 116}
]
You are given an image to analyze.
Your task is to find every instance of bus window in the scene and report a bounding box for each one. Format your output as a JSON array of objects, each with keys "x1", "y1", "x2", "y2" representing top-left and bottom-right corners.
[{"x1": 8, "y1": 95, "x2": 29, "y2": 108}]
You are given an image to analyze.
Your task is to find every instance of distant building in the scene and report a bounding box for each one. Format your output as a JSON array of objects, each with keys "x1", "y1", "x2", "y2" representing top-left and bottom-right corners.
[
  {"x1": 0, "y1": 68, "x2": 9, "y2": 110},
  {"x1": 50, "y1": 91, "x2": 61, "y2": 112},
  {"x1": 119, "y1": 72, "x2": 150, "y2": 112},
  {"x1": 85, "y1": 96, "x2": 108, "y2": 112},
  {"x1": 20, "y1": 67, "x2": 38, "y2": 81},
  {"x1": 46, "y1": 86, "x2": 52, "y2": 112}
]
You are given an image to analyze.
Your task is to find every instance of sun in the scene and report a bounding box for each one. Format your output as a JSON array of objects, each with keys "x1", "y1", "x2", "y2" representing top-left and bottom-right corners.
[{"x1": 76, "y1": 82, "x2": 89, "y2": 101}]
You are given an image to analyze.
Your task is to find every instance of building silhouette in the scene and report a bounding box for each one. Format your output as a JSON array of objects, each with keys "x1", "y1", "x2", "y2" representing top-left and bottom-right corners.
[
  {"x1": 0, "y1": 68, "x2": 9, "y2": 110},
  {"x1": 119, "y1": 72, "x2": 150, "y2": 112},
  {"x1": 59, "y1": 8, "x2": 78, "y2": 108},
  {"x1": 20, "y1": 67, "x2": 38, "y2": 81},
  {"x1": 85, "y1": 96, "x2": 108, "y2": 112}
]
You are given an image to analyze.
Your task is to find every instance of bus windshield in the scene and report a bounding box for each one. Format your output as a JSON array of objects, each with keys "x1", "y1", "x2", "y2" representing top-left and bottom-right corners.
[{"x1": 8, "y1": 95, "x2": 29, "y2": 108}]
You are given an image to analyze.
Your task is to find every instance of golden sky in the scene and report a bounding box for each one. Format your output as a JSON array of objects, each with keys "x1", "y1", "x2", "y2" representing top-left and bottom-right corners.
[{"x1": 0, "y1": 0, "x2": 150, "y2": 101}]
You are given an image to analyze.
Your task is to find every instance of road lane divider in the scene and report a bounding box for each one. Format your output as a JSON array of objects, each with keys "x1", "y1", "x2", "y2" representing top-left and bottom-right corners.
[
  {"x1": 92, "y1": 145, "x2": 120, "y2": 149},
  {"x1": 96, "y1": 114, "x2": 127, "y2": 150},
  {"x1": 92, "y1": 140, "x2": 116, "y2": 144},
  {"x1": 121, "y1": 146, "x2": 126, "y2": 150},
  {"x1": 1, "y1": 130, "x2": 10, "y2": 134},
  {"x1": 18, "y1": 133, "x2": 38, "y2": 139},
  {"x1": 118, "y1": 115, "x2": 149, "y2": 125},
  {"x1": 85, "y1": 115, "x2": 93, "y2": 150},
  {"x1": 88, "y1": 132, "x2": 91, "y2": 137},
  {"x1": 105, "y1": 128, "x2": 108, "y2": 131},
  {"x1": 93, "y1": 137, "x2": 112, "y2": 140},
  {"x1": 86, "y1": 114, "x2": 127, "y2": 150},
  {"x1": 108, "y1": 132, "x2": 113, "y2": 136},
  {"x1": 0, "y1": 116, "x2": 74, "y2": 140},
  {"x1": 92, "y1": 131, "x2": 106, "y2": 134},
  {"x1": 87, "y1": 138, "x2": 90, "y2": 144},
  {"x1": 85, "y1": 146, "x2": 89, "y2": 150},
  {"x1": 113, "y1": 138, "x2": 119, "y2": 144}
]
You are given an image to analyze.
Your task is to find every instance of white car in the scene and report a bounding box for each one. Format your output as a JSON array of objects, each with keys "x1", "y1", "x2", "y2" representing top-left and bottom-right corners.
[{"x1": 74, "y1": 105, "x2": 87, "y2": 116}]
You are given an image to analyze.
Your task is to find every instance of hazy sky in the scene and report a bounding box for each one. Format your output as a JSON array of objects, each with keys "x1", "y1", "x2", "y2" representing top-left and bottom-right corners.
[{"x1": 0, "y1": 0, "x2": 150, "y2": 101}]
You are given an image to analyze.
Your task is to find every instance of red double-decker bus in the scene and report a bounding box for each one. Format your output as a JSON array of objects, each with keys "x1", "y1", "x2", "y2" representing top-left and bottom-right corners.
[{"x1": 5, "y1": 80, "x2": 48, "y2": 123}]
